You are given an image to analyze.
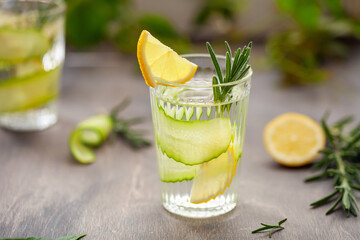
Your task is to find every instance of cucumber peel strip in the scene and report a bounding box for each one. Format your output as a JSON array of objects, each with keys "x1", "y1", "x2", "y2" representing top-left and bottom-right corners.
[
  {"x1": 69, "y1": 129, "x2": 96, "y2": 164},
  {"x1": 70, "y1": 115, "x2": 114, "y2": 164},
  {"x1": 156, "y1": 105, "x2": 232, "y2": 166},
  {"x1": 156, "y1": 146, "x2": 198, "y2": 183}
]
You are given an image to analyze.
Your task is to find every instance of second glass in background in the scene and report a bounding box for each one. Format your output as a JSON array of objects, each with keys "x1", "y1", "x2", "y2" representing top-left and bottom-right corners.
[{"x1": 0, "y1": 0, "x2": 65, "y2": 131}]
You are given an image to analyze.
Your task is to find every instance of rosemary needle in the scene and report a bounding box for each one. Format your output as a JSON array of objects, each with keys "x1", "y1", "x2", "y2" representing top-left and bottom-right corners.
[{"x1": 252, "y1": 218, "x2": 287, "y2": 238}]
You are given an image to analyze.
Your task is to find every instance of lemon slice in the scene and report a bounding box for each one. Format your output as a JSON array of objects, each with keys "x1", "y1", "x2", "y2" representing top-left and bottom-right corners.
[
  {"x1": 190, "y1": 148, "x2": 237, "y2": 204},
  {"x1": 137, "y1": 30, "x2": 197, "y2": 87},
  {"x1": 263, "y1": 113, "x2": 325, "y2": 167}
]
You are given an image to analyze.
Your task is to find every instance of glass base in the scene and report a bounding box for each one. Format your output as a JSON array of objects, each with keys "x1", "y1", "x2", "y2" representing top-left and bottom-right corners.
[
  {"x1": 0, "y1": 101, "x2": 57, "y2": 131},
  {"x1": 162, "y1": 193, "x2": 237, "y2": 218}
]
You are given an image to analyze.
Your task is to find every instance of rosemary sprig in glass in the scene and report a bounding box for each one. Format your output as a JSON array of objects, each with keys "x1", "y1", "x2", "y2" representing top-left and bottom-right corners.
[
  {"x1": 206, "y1": 41, "x2": 252, "y2": 115},
  {"x1": 305, "y1": 116, "x2": 360, "y2": 217},
  {"x1": 252, "y1": 218, "x2": 287, "y2": 238}
]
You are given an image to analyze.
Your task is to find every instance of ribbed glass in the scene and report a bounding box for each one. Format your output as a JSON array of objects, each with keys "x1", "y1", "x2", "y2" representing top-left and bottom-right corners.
[
  {"x1": 150, "y1": 54, "x2": 252, "y2": 218},
  {"x1": 0, "y1": 0, "x2": 65, "y2": 131}
]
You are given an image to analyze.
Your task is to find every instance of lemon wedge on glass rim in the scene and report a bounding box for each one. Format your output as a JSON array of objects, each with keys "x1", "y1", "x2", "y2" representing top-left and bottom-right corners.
[{"x1": 137, "y1": 30, "x2": 197, "y2": 87}]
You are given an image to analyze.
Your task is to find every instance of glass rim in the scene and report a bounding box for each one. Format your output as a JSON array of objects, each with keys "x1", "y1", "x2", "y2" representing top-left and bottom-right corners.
[
  {"x1": 155, "y1": 53, "x2": 252, "y2": 88},
  {"x1": 0, "y1": 0, "x2": 66, "y2": 16}
]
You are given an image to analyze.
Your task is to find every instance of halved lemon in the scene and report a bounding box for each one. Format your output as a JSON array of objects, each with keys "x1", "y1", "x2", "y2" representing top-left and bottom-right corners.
[
  {"x1": 137, "y1": 30, "x2": 197, "y2": 87},
  {"x1": 263, "y1": 113, "x2": 325, "y2": 167}
]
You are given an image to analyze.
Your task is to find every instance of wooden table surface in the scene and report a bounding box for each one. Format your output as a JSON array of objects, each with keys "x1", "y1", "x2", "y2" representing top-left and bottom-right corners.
[{"x1": 1, "y1": 48, "x2": 360, "y2": 240}]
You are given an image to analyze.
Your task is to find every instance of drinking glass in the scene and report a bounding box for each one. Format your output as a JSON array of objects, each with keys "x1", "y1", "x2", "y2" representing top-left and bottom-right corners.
[
  {"x1": 0, "y1": 0, "x2": 65, "y2": 131},
  {"x1": 150, "y1": 54, "x2": 252, "y2": 218}
]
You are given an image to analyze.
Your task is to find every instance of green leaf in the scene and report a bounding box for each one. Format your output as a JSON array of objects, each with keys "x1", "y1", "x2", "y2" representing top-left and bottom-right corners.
[
  {"x1": 56, "y1": 234, "x2": 87, "y2": 240},
  {"x1": 345, "y1": 132, "x2": 360, "y2": 150},
  {"x1": 351, "y1": 123, "x2": 360, "y2": 136},
  {"x1": 225, "y1": 52, "x2": 231, "y2": 83},
  {"x1": 251, "y1": 226, "x2": 269, "y2": 234},
  {"x1": 208, "y1": 41, "x2": 251, "y2": 115},
  {"x1": 206, "y1": 42, "x2": 223, "y2": 83},
  {"x1": 278, "y1": 218, "x2": 287, "y2": 225},
  {"x1": 348, "y1": 192, "x2": 360, "y2": 211},
  {"x1": 231, "y1": 48, "x2": 241, "y2": 76},
  {"x1": 212, "y1": 76, "x2": 221, "y2": 102},
  {"x1": 326, "y1": 195, "x2": 342, "y2": 215},
  {"x1": 321, "y1": 119, "x2": 335, "y2": 147},
  {"x1": 225, "y1": 41, "x2": 232, "y2": 58},
  {"x1": 342, "y1": 191, "x2": 350, "y2": 210},
  {"x1": 310, "y1": 191, "x2": 338, "y2": 207},
  {"x1": 350, "y1": 202, "x2": 358, "y2": 217},
  {"x1": 305, "y1": 172, "x2": 327, "y2": 182},
  {"x1": 334, "y1": 116, "x2": 353, "y2": 129},
  {"x1": 252, "y1": 218, "x2": 286, "y2": 238}
]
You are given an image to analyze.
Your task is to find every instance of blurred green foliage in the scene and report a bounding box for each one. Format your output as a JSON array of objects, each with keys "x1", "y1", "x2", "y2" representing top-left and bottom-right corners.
[
  {"x1": 193, "y1": 0, "x2": 242, "y2": 26},
  {"x1": 114, "y1": 14, "x2": 189, "y2": 53},
  {"x1": 268, "y1": 0, "x2": 360, "y2": 84},
  {"x1": 64, "y1": 0, "x2": 189, "y2": 52},
  {"x1": 65, "y1": 0, "x2": 127, "y2": 48},
  {"x1": 191, "y1": 0, "x2": 244, "y2": 40},
  {"x1": 64, "y1": 0, "x2": 360, "y2": 85}
]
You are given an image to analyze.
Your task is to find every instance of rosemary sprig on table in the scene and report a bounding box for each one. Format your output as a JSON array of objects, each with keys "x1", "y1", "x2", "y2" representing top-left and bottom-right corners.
[
  {"x1": 305, "y1": 116, "x2": 360, "y2": 217},
  {"x1": 111, "y1": 99, "x2": 151, "y2": 149},
  {"x1": 252, "y1": 218, "x2": 287, "y2": 238},
  {"x1": 70, "y1": 99, "x2": 150, "y2": 164},
  {"x1": 0, "y1": 234, "x2": 86, "y2": 240},
  {"x1": 206, "y1": 41, "x2": 252, "y2": 115}
]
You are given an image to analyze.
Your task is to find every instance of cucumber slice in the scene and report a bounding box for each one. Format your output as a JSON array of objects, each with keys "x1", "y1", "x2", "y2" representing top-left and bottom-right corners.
[
  {"x1": 164, "y1": 103, "x2": 175, "y2": 118},
  {"x1": 15, "y1": 60, "x2": 43, "y2": 77},
  {"x1": 0, "y1": 60, "x2": 42, "y2": 79},
  {"x1": 185, "y1": 106, "x2": 194, "y2": 121},
  {"x1": 156, "y1": 107, "x2": 232, "y2": 165},
  {"x1": 190, "y1": 149, "x2": 235, "y2": 204},
  {"x1": 80, "y1": 129, "x2": 103, "y2": 147},
  {"x1": 158, "y1": 100, "x2": 164, "y2": 110},
  {"x1": 156, "y1": 146, "x2": 198, "y2": 183},
  {"x1": 0, "y1": 28, "x2": 50, "y2": 62},
  {"x1": 0, "y1": 67, "x2": 60, "y2": 113},
  {"x1": 196, "y1": 107, "x2": 203, "y2": 120},
  {"x1": 69, "y1": 129, "x2": 95, "y2": 164},
  {"x1": 207, "y1": 106, "x2": 211, "y2": 118},
  {"x1": 77, "y1": 114, "x2": 114, "y2": 141},
  {"x1": 70, "y1": 115, "x2": 114, "y2": 163},
  {"x1": 176, "y1": 106, "x2": 185, "y2": 120}
]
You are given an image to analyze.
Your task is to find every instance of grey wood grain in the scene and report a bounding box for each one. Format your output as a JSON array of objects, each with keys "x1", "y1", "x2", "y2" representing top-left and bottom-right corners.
[{"x1": 0, "y1": 48, "x2": 360, "y2": 240}]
